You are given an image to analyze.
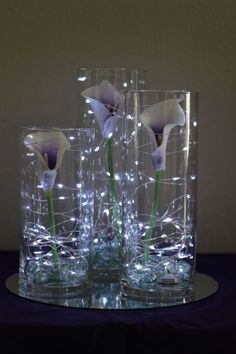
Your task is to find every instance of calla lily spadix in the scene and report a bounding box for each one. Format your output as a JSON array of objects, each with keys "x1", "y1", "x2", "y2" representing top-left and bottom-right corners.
[
  {"x1": 24, "y1": 130, "x2": 71, "y2": 191},
  {"x1": 140, "y1": 98, "x2": 186, "y2": 171},
  {"x1": 81, "y1": 80, "x2": 123, "y2": 139}
]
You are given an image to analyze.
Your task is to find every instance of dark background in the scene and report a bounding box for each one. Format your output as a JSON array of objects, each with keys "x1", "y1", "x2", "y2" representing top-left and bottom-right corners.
[{"x1": 0, "y1": 0, "x2": 235, "y2": 252}]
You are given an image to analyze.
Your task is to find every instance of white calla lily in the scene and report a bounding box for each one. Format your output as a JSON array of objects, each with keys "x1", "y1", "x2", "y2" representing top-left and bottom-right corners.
[
  {"x1": 81, "y1": 80, "x2": 123, "y2": 138},
  {"x1": 140, "y1": 98, "x2": 185, "y2": 170},
  {"x1": 24, "y1": 130, "x2": 71, "y2": 191},
  {"x1": 81, "y1": 80, "x2": 123, "y2": 241}
]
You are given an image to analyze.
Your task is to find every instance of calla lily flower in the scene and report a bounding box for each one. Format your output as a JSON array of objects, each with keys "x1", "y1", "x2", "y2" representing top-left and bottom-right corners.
[
  {"x1": 24, "y1": 130, "x2": 71, "y2": 191},
  {"x1": 81, "y1": 80, "x2": 123, "y2": 138},
  {"x1": 140, "y1": 98, "x2": 185, "y2": 171}
]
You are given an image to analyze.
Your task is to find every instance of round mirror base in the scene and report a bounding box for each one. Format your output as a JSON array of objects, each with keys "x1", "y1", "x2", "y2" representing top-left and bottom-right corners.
[{"x1": 5, "y1": 272, "x2": 219, "y2": 310}]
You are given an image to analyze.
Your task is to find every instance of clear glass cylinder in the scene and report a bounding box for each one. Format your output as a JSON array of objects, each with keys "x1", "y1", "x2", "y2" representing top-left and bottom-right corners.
[
  {"x1": 76, "y1": 68, "x2": 147, "y2": 282},
  {"x1": 121, "y1": 90, "x2": 198, "y2": 304},
  {"x1": 19, "y1": 127, "x2": 94, "y2": 299}
]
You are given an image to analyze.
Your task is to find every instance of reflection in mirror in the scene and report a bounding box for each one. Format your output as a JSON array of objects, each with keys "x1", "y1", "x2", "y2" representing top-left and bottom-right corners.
[{"x1": 5, "y1": 272, "x2": 218, "y2": 310}]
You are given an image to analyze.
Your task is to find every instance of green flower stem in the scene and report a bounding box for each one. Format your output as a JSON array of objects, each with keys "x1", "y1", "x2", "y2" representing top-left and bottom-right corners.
[
  {"x1": 45, "y1": 190, "x2": 60, "y2": 267},
  {"x1": 144, "y1": 170, "x2": 161, "y2": 262},
  {"x1": 104, "y1": 137, "x2": 122, "y2": 242}
]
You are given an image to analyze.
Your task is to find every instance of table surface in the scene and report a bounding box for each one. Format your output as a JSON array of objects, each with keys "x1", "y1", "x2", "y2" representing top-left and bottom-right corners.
[{"x1": 1, "y1": 251, "x2": 236, "y2": 354}]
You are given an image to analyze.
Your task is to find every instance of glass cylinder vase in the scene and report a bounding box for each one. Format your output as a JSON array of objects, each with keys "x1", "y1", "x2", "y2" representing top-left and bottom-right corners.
[
  {"x1": 76, "y1": 68, "x2": 147, "y2": 282},
  {"x1": 19, "y1": 127, "x2": 94, "y2": 299},
  {"x1": 121, "y1": 90, "x2": 198, "y2": 304}
]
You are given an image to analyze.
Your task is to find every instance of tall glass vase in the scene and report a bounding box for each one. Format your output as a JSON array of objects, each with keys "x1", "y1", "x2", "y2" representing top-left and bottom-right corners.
[
  {"x1": 19, "y1": 127, "x2": 94, "y2": 299},
  {"x1": 121, "y1": 90, "x2": 198, "y2": 304},
  {"x1": 77, "y1": 68, "x2": 147, "y2": 282}
]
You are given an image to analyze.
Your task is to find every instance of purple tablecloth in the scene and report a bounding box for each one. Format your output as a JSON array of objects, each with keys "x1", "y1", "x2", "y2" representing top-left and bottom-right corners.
[{"x1": 1, "y1": 251, "x2": 236, "y2": 354}]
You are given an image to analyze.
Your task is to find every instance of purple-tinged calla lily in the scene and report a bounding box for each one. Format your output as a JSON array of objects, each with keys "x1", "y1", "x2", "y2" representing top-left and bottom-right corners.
[
  {"x1": 81, "y1": 80, "x2": 123, "y2": 138},
  {"x1": 140, "y1": 98, "x2": 185, "y2": 171},
  {"x1": 24, "y1": 130, "x2": 71, "y2": 191}
]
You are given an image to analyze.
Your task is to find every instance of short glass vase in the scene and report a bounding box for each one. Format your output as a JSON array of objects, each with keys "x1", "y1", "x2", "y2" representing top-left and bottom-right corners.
[{"x1": 19, "y1": 127, "x2": 94, "y2": 299}]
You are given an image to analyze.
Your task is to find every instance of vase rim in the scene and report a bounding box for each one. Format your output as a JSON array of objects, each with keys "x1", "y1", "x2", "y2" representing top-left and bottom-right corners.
[
  {"x1": 126, "y1": 89, "x2": 197, "y2": 94},
  {"x1": 77, "y1": 67, "x2": 147, "y2": 72},
  {"x1": 19, "y1": 126, "x2": 95, "y2": 132}
]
